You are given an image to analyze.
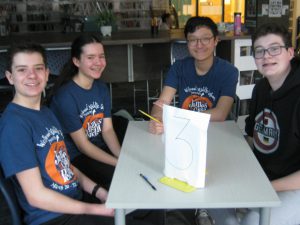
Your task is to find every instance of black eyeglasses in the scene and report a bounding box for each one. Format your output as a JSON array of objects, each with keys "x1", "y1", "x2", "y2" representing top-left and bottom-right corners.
[
  {"x1": 253, "y1": 46, "x2": 287, "y2": 59},
  {"x1": 187, "y1": 36, "x2": 214, "y2": 46}
]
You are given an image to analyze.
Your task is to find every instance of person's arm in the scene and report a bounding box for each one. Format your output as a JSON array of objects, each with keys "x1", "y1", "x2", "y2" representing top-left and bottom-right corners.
[
  {"x1": 271, "y1": 170, "x2": 300, "y2": 192},
  {"x1": 73, "y1": 167, "x2": 108, "y2": 202},
  {"x1": 70, "y1": 128, "x2": 117, "y2": 166},
  {"x1": 149, "y1": 86, "x2": 177, "y2": 135},
  {"x1": 204, "y1": 96, "x2": 234, "y2": 121},
  {"x1": 16, "y1": 167, "x2": 114, "y2": 216},
  {"x1": 102, "y1": 117, "x2": 121, "y2": 158}
]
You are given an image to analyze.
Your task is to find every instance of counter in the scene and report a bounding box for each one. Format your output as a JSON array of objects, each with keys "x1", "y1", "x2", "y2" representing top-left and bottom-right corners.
[
  {"x1": 0, "y1": 30, "x2": 251, "y2": 83},
  {"x1": 0, "y1": 29, "x2": 251, "y2": 49}
]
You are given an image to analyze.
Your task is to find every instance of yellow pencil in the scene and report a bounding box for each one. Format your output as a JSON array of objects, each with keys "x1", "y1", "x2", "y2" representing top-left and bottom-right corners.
[{"x1": 138, "y1": 109, "x2": 161, "y2": 124}]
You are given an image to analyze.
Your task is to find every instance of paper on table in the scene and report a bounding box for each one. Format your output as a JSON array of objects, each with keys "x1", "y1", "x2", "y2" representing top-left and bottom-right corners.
[{"x1": 163, "y1": 105, "x2": 210, "y2": 188}]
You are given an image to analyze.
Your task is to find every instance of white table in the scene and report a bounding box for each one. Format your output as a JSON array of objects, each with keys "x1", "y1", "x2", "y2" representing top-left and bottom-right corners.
[{"x1": 106, "y1": 121, "x2": 280, "y2": 225}]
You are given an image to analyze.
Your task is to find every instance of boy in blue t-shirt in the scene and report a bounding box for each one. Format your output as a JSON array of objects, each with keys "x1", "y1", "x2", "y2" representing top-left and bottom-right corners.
[
  {"x1": 0, "y1": 43, "x2": 154, "y2": 225},
  {"x1": 149, "y1": 16, "x2": 238, "y2": 135}
]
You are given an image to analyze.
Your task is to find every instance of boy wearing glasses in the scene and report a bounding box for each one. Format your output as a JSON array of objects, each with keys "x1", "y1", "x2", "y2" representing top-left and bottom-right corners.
[
  {"x1": 210, "y1": 23, "x2": 300, "y2": 225},
  {"x1": 149, "y1": 16, "x2": 238, "y2": 134},
  {"x1": 241, "y1": 23, "x2": 300, "y2": 225}
]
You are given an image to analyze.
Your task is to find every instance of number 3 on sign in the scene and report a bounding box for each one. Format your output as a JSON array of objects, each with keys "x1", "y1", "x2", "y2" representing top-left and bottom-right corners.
[{"x1": 163, "y1": 105, "x2": 210, "y2": 172}]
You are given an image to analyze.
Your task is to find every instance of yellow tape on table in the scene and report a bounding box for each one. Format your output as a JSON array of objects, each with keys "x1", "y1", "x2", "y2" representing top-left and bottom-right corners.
[{"x1": 159, "y1": 176, "x2": 196, "y2": 193}]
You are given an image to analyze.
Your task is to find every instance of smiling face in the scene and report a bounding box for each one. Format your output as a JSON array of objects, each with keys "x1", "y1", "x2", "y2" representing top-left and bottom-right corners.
[
  {"x1": 253, "y1": 34, "x2": 294, "y2": 80},
  {"x1": 6, "y1": 52, "x2": 49, "y2": 102},
  {"x1": 73, "y1": 42, "x2": 106, "y2": 81},
  {"x1": 187, "y1": 26, "x2": 218, "y2": 62}
]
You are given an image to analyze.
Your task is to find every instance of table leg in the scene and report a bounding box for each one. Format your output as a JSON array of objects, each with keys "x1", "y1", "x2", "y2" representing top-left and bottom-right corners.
[
  {"x1": 259, "y1": 208, "x2": 270, "y2": 225},
  {"x1": 115, "y1": 209, "x2": 126, "y2": 225}
]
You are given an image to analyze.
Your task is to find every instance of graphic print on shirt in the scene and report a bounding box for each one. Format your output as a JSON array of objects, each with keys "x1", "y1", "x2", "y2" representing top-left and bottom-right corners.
[
  {"x1": 38, "y1": 127, "x2": 76, "y2": 189},
  {"x1": 80, "y1": 102, "x2": 104, "y2": 138},
  {"x1": 182, "y1": 86, "x2": 214, "y2": 112},
  {"x1": 253, "y1": 108, "x2": 280, "y2": 154}
]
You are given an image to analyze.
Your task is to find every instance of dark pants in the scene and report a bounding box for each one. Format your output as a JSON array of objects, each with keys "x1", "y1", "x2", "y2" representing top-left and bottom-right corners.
[
  {"x1": 41, "y1": 212, "x2": 163, "y2": 225},
  {"x1": 72, "y1": 149, "x2": 115, "y2": 190},
  {"x1": 42, "y1": 192, "x2": 165, "y2": 225}
]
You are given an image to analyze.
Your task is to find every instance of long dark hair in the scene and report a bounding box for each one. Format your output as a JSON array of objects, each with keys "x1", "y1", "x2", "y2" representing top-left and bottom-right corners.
[{"x1": 51, "y1": 34, "x2": 102, "y2": 95}]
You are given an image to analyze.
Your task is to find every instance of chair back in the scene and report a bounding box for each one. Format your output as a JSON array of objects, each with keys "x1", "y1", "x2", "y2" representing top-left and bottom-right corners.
[
  {"x1": 0, "y1": 168, "x2": 23, "y2": 225},
  {"x1": 168, "y1": 41, "x2": 190, "y2": 107},
  {"x1": 0, "y1": 51, "x2": 14, "y2": 110},
  {"x1": 46, "y1": 47, "x2": 71, "y2": 76},
  {"x1": 0, "y1": 51, "x2": 7, "y2": 79},
  {"x1": 170, "y1": 41, "x2": 190, "y2": 65}
]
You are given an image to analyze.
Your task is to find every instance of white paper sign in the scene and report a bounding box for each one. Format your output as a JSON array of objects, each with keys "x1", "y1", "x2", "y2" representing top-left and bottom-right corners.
[
  {"x1": 163, "y1": 105, "x2": 210, "y2": 188},
  {"x1": 269, "y1": 0, "x2": 282, "y2": 17}
]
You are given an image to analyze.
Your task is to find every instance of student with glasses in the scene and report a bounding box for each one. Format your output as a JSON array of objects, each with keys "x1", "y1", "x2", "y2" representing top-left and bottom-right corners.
[
  {"x1": 148, "y1": 16, "x2": 238, "y2": 135},
  {"x1": 209, "y1": 23, "x2": 300, "y2": 225},
  {"x1": 148, "y1": 16, "x2": 238, "y2": 225},
  {"x1": 242, "y1": 22, "x2": 300, "y2": 225}
]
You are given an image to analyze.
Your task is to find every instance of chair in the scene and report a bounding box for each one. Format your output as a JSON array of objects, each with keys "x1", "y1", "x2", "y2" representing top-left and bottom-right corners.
[
  {"x1": 0, "y1": 168, "x2": 23, "y2": 225},
  {"x1": 168, "y1": 40, "x2": 191, "y2": 107},
  {"x1": 0, "y1": 51, "x2": 14, "y2": 112},
  {"x1": 170, "y1": 40, "x2": 190, "y2": 65},
  {"x1": 46, "y1": 47, "x2": 71, "y2": 76},
  {"x1": 44, "y1": 48, "x2": 71, "y2": 97},
  {"x1": 133, "y1": 40, "x2": 190, "y2": 114},
  {"x1": 0, "y1": 51, "x2": 13, "y2": 91}
]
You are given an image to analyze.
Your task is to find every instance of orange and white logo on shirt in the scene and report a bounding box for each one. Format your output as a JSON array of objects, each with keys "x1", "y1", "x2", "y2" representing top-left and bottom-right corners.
[
  {"x1": 182, "y1": 95, "x2": 213, "y2": 112},
  {"x1": 83, "y1": 112, "x2": 104, "y2": 138},
  {"x1": 45, "y1": 140, "x2": 76, "y2": 185},
  {"x1": 80, "y1": 102, "x2": 104, "y2": 138}
]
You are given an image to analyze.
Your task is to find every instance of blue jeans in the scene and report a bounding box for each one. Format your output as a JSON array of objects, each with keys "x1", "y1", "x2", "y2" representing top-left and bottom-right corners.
[
  {"x1": 207, "y1": 189, "x2": 300, "y2": 225},
  {"x1": 241, "y1": 189, "x2": 300, "y2": 225}
]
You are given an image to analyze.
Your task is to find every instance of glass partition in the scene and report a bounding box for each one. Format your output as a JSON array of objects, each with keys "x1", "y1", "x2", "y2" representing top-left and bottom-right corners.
[{"x1": 171, "y1": 0, "x2": 245, "y2": 27}]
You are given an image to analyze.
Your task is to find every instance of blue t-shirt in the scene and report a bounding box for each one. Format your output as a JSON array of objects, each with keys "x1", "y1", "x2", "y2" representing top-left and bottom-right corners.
[
  {"x1": 50, "y1": 80, "x2": 111, "y2": 160},
  {"x1": 165, "y1": 56, "x2": 238, "y2": 111},
  {"x1": 0, "y1": 103, "x2": 81, "y2": 225}
]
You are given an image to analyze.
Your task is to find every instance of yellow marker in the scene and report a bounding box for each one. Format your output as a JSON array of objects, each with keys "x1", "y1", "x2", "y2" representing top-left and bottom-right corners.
[{"x1": 138, "y1": 109, "x2": 161, "y2": 124}]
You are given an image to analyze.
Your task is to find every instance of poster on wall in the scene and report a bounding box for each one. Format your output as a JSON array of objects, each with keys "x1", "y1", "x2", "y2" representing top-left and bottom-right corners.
[{"x1": 269, "y1": 0, "x2": 282, "y2": 17}]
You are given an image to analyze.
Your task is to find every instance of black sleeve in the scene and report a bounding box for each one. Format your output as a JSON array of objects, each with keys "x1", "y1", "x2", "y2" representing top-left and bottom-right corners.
[{"x1": 245, "y1": 85, "x2": 258, "y2": 137}]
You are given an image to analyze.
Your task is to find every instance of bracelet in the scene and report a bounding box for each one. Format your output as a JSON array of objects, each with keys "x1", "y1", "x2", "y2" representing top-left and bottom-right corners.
[{"x1": 92, "y1": 184, "x2": 101, "y2": 198}]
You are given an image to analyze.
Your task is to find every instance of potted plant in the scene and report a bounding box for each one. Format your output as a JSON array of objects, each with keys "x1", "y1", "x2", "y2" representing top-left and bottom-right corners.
[{"x1": 96, "y1": 9, "x2": 116, "y2": 37}]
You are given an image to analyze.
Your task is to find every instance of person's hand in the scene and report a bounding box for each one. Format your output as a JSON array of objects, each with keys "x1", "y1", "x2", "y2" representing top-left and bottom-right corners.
[
  {"x1": 148, "y1": 120, "x2": 164, "y2": 135},
  {"x1": 97, "y1": 204, "x2": 115, "y2": 217}
]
